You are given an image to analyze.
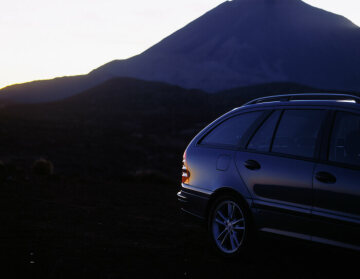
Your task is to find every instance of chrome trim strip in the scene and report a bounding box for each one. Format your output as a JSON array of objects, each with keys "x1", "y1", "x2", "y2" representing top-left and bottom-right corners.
[
  {"x1": 260, "y1": 228, "x2": 310, "y2": 240},
  {"x1": 312, "y1": 207, "x2": 360, "y2": 225},
  {"x1": 312, "y1": 236, "x2": 360, "y2": 251},
  {"x1": 254, "y1": 200, "x2": 311, "y2": 215},
  {"x1": 181, "y1": 183, "x2": 213, "y2": 196},
  {"x1": 177, "y1": 191, "x2": 187, "y2": 200}
]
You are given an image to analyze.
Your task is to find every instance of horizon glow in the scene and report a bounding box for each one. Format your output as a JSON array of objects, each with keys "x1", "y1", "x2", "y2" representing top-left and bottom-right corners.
[{"x1": 1, "y1": 0, "x2": 359, "y2": 89}]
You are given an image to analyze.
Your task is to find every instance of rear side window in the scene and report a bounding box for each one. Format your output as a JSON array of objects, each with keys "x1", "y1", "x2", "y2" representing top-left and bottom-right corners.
[
  {"x1": 329, "y1": 111, "x2": 360, "y2": 167},
  {"x1": 200, "y1": 111, "x2": 263, "y2": 147},
  {"x1": 247, "y1": 110, "x2": 282, "y2": 152},
  {"x1": 271, "y1": 110, "x2": 326, "y2": 158}
]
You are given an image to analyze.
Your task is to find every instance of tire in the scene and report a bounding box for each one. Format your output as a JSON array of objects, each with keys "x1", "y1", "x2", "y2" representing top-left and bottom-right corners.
[{"x1": 208, "y1": 195, "x2": 253, "y2": 257}]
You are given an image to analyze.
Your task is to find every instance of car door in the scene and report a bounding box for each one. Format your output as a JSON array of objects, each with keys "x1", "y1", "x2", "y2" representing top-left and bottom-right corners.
[
  {"x1": 236, "y1": 108, "x2": 328, "y2": 238},
  {"x1": 187, "y1": 109, "x2": 266, "y2": 192},
  {"x1": 312, "y1": 110, "x2": 360, "y2": 249}
]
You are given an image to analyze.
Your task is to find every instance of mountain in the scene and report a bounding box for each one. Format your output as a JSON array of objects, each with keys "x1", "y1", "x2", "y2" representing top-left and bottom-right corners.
[
  {"x1": 93, "y1": 0, "x2": 360, "y2": 92},
  {"x1": 1, "y1": 0, "x2": 359, "y2": 103}
]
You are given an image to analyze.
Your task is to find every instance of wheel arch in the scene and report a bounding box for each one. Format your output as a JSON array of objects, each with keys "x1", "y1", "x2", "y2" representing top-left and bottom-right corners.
[{"x1": 206, "y1": 187, "x2": 253, "y2": 222}]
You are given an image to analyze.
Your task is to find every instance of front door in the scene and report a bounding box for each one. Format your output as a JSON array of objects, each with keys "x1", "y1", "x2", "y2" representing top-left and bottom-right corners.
[
  {"x1": 312, "y1": 111, "x2": 360, "y2": 249},
  {"x1": 236, "y1": 109, "x2": 328, "y2": 238}
]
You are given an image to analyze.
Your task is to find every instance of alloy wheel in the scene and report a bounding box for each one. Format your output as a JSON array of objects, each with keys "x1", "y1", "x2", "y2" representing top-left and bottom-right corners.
[{"x1": 211, "y1": 200, "x2": 246, "y2": 254}]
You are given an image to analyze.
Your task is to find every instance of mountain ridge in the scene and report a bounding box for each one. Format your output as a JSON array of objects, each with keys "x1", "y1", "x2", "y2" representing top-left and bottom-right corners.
[{"x1": 1, "y1": 0, "x2": 359, "y2": 103}]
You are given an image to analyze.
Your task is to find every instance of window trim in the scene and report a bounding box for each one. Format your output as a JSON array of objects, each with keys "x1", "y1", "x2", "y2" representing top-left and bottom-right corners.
[
  {"x1": 321, "y1": 110, "x2": 337, "y2": 161},
  {"x1": 240, "y1": 110, "x2": 273, "y2": 148},
  {"x1": 196, "y1": 110, "x2": 270, "y2": 150},
  {"x1": 269, "y1": 109, "x2": 284, "y2": 153},
  {"x1": 245, "y1": 110, "x2": 282, "y2": 152},
  {"x1": 242, "y1": 108, "x2": 330, "y2": 162},
  {"x1": 241, "y1": 148, "x2": 324, "y2": 164},
  {"x1": 195, "y1": 106, "x2": 335, "y2": 164}
]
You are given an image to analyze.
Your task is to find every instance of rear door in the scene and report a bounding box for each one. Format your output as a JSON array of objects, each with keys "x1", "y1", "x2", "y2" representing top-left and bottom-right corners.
[
  {"x1": 187, "y1": 110, "x2": 265, "y2": 194},
  {"x1": 312, "y1": 110, "x2": 360, "y2": 249},
  {"x1": 236, "y1": 108, "x2": 328, "y2": 238}
]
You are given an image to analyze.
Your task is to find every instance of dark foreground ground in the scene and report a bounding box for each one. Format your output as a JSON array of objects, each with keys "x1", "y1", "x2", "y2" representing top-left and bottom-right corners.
[
  {"x1": 0, "y1": 177, "x2": 358, "y2": 279},
  {"x1": 0, "y1": 81, "x2": 358, "y2": 278}
]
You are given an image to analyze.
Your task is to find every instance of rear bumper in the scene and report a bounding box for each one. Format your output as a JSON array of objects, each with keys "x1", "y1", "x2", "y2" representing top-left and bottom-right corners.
[{"x1": 177, "y1": 184, "x2": 212, "y2": 220}]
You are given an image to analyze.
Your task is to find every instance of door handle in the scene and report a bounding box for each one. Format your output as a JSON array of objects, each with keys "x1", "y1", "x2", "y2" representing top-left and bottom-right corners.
[
  {"x1": 315, "y1": 172, "x2": 336, "y2": 184},
  {"x1": 244, "y1": 160, "x2": 261, "y2": 170}
]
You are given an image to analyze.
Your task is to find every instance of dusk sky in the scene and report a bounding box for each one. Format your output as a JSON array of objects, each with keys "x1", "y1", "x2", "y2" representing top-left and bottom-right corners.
[{"x1": 1, "y1": 0, "x2": 359, "y2": 89}]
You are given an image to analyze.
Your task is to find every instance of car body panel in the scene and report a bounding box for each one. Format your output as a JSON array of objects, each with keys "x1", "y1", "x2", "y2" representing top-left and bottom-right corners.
[
  {"x1": 178, "y1": 97, "x2": 360, "y2": 251},
  {"x1": 235, "y1": 151, "x2": 314, "y2": 236},
  {"x1": 184, "y1": 145, "x2": 253, "y2": 200}
]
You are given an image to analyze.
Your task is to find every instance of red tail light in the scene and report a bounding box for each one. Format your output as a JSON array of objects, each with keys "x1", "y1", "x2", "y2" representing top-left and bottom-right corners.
[{"x1": 182, "y1": 152, "x2": 190, "y2": 184}]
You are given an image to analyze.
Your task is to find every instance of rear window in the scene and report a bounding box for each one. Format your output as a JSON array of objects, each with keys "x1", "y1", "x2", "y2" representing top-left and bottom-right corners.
[
  {"x1": 271, "y1": 110, "x2": 326, "y2": 158},
  {"x1": 200, "y1": 111, "x2": 263, "y2": 147}
]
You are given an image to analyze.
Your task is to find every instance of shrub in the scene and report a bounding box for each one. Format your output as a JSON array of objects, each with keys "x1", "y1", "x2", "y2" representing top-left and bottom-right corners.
[{"x1": 32, "y1": 159, "x2": 54, "y2": 176}]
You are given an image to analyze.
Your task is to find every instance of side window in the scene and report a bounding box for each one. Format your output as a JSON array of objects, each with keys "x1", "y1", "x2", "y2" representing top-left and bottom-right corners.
[
  {"x1": 272, "y1": 110, "x2": 326, "y2": 158},
  {"x1": 200, "y1": 111, "x2": 263, "y2": 147},
  {"x1": 329, "y1": 111, "x2": 360, "y2": 167},
  {"x1": 247, "y1": 110, "x2": 282, "y2": 152}
]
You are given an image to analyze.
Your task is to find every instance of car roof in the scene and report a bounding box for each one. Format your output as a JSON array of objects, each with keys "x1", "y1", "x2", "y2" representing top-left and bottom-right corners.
[{"x1": 238, "y1": 93, "x2": 360, "y2": 111}]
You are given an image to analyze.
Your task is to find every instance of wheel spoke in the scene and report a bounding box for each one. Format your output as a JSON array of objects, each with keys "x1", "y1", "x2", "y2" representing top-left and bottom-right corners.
[
  {"x1": 215, "y1": 218, "x2": 226, "y2": 226},
  {"x1": 217, "y1": 211, "x2": 227, "y2": 222},
  {"x1": 229, "y1": 233, "x2": 236, "y2": 250},
  {"x1": 234, "y1": 225, "x2": 245, "y2": 231},
  {"x1": 231, "y1": 218, "x2": 244, "y2": 226},
  {"x1": 233, "y1": 232, "x2": 240, "y2": 247},
  {"x1": 220, "y1": 231, "x2": 230, "y2": 246},
  {"x1": 216, "y1": 228, "x2": 228, "y2": 240},
  {"x1": 228, "y1": 203, "x2": 234, "y2": 219}
]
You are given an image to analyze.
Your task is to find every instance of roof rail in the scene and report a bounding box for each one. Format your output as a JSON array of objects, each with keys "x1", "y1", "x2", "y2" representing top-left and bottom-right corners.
[{"x1": 245, "y1": 93, "x2": 360, "y2": 106}]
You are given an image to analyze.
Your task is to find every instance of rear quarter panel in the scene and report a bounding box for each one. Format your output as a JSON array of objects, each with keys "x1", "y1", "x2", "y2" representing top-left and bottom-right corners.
[{"x1": 185, "y1": 144, "x2": 253, "y2": 200}]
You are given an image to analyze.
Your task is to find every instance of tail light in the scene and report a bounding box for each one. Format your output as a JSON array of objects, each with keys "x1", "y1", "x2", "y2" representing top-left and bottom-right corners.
[{"x1": 182, "y1": 152, "x2": 190, "y2": 184}]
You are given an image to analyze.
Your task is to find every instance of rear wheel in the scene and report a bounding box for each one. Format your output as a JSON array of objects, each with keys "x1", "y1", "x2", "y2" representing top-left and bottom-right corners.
[{"x1": 208, "y1": 195, "x2": 252, "y2": 257}]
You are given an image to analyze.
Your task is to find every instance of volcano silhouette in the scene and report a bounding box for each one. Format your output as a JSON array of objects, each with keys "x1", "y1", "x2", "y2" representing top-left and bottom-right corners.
[{"x1": 1, "y1": 0, "x2": 360, "y2": 103}]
